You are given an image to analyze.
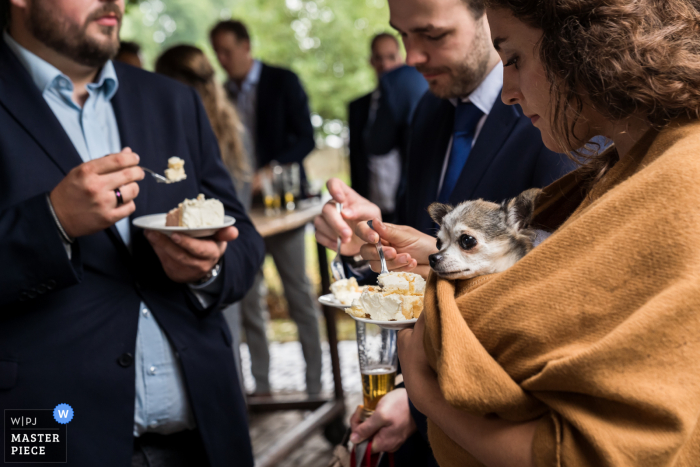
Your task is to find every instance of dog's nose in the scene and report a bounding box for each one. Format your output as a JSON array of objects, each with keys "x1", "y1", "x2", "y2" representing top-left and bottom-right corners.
[{"x1": 429, "y1": 253, "x2": 443, "y2": 268}]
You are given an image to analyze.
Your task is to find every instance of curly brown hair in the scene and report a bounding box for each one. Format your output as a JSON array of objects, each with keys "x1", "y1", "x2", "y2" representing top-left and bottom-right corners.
[
  {"x1": 485, "y1": 0, "x2": 700, "y2": 179},
  {"x1": 155, "y1": 45, "x2": 251, "y2": 184}
]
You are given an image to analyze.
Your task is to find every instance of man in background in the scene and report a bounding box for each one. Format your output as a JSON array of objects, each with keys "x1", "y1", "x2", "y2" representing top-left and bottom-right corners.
[
  {"x1": 0, "y1": 0, "x2": 264, "y2": 465},
  {"x1": 349, "y1": 33, "x2": 428, "y2": 222},
  {"x1": 210, "y1": 19, "x2": 322, "y2": 397}
]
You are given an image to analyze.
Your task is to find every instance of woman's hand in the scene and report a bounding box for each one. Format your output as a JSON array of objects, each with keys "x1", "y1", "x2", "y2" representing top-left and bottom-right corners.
[{"x1": 357, "y1": 219, "x2": 438, "y2": 279}]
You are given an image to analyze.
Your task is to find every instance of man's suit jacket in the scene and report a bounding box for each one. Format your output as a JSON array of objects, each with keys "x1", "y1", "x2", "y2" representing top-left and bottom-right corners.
[
  {"x1": 398, "y1": 91, "x2": 577, "y2": 234},
  {"x1": 254, "y1": 63, "x2": 315, "y2": 189},
  {"x1": 0, "y1": 41, "x2": 265, "y2": 467},
  {"x1": 348, "y1": 92, "x2": 372, "y2": 199},
  {"x1": 364, "y1": 65, "x2": 428, "y2": 164}
]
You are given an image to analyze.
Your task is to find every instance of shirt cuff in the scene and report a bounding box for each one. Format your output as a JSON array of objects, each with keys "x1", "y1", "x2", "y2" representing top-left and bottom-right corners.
[
  {"x1": 46, "y1": 194, "x2": 73, "y2": 259},
  {"x1": 187, "y1": 260, "x2": 224, "y2": 308}
]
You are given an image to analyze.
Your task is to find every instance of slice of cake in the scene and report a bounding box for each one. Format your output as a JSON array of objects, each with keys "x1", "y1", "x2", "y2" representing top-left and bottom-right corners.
[
  {"x1": 349, "y1": 289, "x2": 404, "y2": 321},
  {"x1": 378, "y1": 272, "x2": 426, "y2": 295},
  {"x1": 164, "y1": 157, "x2": 187, "y2": 183},
  {"x1": 330, "y1": 277, "x2": 363, "y2": 305},
  {"x1": 165, "y1": 194, "x2": 224, "y2": 228}
]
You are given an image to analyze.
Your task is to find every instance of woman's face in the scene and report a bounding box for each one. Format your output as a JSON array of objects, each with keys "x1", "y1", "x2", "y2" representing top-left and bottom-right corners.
[{"x1": 486, "y1": 7, "x2": 593, "y2": 152}]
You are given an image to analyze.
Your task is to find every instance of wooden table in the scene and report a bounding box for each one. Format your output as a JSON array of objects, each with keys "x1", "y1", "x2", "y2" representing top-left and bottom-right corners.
[{"x1": 247, "y1": 200, "x2": 347, "y2": 467}]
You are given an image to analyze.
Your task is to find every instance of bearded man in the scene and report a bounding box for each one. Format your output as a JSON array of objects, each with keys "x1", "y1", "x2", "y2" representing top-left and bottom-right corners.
[
  {"x1": 0, "y1": 1, "x2": 264, "y2": 466},
  {"x1": 314, "y1": 0, "x2": 576, "y2": 465}
]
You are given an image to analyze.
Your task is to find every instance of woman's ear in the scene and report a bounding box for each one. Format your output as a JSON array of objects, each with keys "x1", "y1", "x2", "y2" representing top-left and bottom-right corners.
[
  {"x1": 504, "y1": 188, "x2": 541, "y2": 231},
  {"x1": 428, "y1": 203, "x2": 453, "y2": 226}
]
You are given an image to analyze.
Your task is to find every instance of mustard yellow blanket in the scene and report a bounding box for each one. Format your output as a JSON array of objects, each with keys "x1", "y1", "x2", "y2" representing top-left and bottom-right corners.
[{"x1": 422, "y1": 120, "x2": 700, "y2": 467}]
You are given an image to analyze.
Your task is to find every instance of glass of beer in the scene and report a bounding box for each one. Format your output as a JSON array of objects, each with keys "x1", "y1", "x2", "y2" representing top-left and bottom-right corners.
[{"x1": 355, "y1": 322, "x2": 398, "y2": 420}]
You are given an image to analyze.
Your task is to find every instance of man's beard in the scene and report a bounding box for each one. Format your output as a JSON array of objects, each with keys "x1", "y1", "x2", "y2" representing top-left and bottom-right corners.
[
  {"x1": 28, "y1": 2, "x2": 121, "y2": 68},
  {"x1": 417, "y1": 27, "x2": 491, "y2": 99}
]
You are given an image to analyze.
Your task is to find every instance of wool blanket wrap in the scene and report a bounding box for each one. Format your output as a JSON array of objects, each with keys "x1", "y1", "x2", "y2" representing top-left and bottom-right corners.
[{"x1": 422, "y1": 119, "x2": 700, "y2": 467}]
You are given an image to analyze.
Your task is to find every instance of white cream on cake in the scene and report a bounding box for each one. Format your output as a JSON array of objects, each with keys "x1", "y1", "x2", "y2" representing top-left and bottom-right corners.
[
  {"x1": 165, "y1": 194, "x2": 224, "y2": 228},
  {"x1": 164, "y1": 157, "x2": 187, "y2": 183},
  {"x1": 350, "y1": 289, "x2": 405, "y2": 321},
  {"x1": 330, "y1": 277, "x2": 363, "y2": 305},
  {"x1": 347, "y1": 272, "x2": 426, "y2": 321}
]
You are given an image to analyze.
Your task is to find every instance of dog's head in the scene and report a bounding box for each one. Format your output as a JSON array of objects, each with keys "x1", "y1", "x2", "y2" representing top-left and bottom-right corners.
[{"x1": 427, "y1": 188, "x2": 541, "y2": 280}]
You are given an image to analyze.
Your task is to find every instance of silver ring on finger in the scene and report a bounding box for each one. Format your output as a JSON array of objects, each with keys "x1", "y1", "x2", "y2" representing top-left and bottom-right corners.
[{"x1": 115, "y1": 188, "x2": 124, "y2": 207}]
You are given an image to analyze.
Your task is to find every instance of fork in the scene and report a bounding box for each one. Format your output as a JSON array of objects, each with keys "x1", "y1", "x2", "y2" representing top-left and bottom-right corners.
[
  {"x1": 141, "y1": 167, "x2": 171, "y2": 184},
  {"x1": 367, "y1": 220, "x2": 389, "y2": 275},
  {"x1": 330, "y1": 203, "x2": 347, "y2": 281}
]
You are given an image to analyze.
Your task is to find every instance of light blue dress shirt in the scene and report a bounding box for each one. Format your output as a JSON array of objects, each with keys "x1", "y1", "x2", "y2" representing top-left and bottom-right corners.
[
  {"x1": 225, "y1": 59, "x2": 262, "y2": 163},
  {"x1": 3, "y1": 32, "x2": 195, "y2": 436}
]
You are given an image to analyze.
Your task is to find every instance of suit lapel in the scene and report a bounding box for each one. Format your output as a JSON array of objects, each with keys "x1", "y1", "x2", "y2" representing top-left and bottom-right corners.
[
  {"x1": 0, "y1": 41, "x2": 83, "y2": 175},
  {"x1": 414, "y1": 98, "x2": 454, "y2": 233},
  {"x1": 449, "y1": 95, "x2": 520, "y2": 204}
]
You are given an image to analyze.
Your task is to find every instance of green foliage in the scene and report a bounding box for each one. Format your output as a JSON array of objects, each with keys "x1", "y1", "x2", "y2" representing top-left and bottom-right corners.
[{"x1": 122, "y1": 0, "x2": 395, "y2": 130}]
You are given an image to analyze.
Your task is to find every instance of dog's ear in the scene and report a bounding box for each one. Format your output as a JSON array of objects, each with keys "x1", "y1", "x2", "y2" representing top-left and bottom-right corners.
[
  {"x1": 428, "y1": 203, "x2": 453, "y2": 226},
  {"x1": 504, "y1": 188, "x2": 542, "y2": 231}
]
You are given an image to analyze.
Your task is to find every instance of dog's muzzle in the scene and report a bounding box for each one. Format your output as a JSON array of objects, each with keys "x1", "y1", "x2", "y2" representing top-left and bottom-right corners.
[{"x1": 429, "y1": 253, "x2": 443, "y2": 268}]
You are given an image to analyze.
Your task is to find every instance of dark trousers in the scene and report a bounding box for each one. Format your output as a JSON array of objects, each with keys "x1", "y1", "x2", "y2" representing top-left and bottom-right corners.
[{"x1": 132, "y1": 429, "x2": 209, "y2": 467}]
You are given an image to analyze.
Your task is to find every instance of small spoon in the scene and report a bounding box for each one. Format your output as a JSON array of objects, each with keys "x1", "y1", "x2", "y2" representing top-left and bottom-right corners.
[{"x1": 367, "y1": 220, "x2": 389, "y2": 275}]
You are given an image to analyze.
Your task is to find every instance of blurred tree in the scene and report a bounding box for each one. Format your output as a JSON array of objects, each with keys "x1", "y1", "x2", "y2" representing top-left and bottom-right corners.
[{"x1": 122, "y1": 0, "x2": 396, "y2": 145}]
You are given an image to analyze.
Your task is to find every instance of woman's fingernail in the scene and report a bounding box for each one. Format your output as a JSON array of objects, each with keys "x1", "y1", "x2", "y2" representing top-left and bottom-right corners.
[
  {"x1": 343, "y1": 229, "x2": 352, "y2": 237},
  {"x1": 343, "y1": 209, "x2": 354, "y2": 217},
  {"x1": 350, "y1": 434, "x2": 359, "y2": 444},
  {"x1": 398, "y1": 256, "x2": 408, "y2": 264}
]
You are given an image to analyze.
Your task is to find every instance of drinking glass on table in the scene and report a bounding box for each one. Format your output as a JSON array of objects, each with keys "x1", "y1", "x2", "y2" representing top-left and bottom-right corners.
[
  {"x1": 282, "y1": 163, "x2": 301, "y2": 212},
  {"x1": 355, "y1": 322, "x2": 398, "y2": 420},
  {"x1": 260, "y1": 169, "x2": 280, "y2": 216}
]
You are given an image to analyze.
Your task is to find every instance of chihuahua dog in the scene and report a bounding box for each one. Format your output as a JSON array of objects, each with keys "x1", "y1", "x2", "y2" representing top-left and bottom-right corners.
[{"x1": 427, "y1": 188, "x2": 542, "y2": 280}]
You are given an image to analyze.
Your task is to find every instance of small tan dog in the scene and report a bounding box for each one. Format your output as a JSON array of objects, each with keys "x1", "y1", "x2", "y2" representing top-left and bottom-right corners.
[{"x1": 427, "y1": 188, "x2": 542, "y2": 280}]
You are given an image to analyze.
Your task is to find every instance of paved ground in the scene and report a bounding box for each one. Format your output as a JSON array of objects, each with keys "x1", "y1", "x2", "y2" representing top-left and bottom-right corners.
[{"x1": 242, "y1": 341, "x2": 363, "y2": 467}]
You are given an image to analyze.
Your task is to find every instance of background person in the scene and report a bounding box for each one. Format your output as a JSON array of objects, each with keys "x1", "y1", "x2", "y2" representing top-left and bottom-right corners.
[
  {"x1": 155, "y1": 43, "x2": 253, "y2": 396},
  {"x1": 348, "y1": 33, "x2": 427, "y2": 221},
  {"x1": 114, "y1": 40, "x2": 142, "y2": 68},
  {"x1": 210, "y1": 19, "x2": 323, "y2": 397},
  {"x1": 0, "y1": 0, "x2": 264, "y2": 465},
  {"x1": 314, "y1": 0, "x2": 576, "y2": 463},
  {"x1": 393, "y1": 1, "x2": 700, "y2": 465}
]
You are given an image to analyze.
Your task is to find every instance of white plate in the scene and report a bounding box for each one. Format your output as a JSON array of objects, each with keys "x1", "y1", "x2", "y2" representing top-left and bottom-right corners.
[
  {"x1": 350, "y1": 315, "x2": 417, "y2": 331},
  {"x1": 132, "y1": 213, "x2": 236, "y2": 238},
  {"x1": 319, "y1": 294, "x2": 417, "y2": 330},
  {"x1": 318, "y1": 293, "x2": 351, "y2": 309}
]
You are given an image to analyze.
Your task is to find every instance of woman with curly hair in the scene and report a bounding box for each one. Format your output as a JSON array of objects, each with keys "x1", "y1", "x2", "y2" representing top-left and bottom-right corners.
[
  {"x1": 155, "y1": 45, "x2": 252, "y2": 205},
  {"x1": 378, "y1": 1, "x2": 700, "y2": 466}
]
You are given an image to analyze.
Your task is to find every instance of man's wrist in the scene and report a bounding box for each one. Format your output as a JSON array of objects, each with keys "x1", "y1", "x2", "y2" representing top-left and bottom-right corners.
[
  {"x1": 46, "y1": 194, "x2": 74, "y2": 244},
  {"x1": 190, "y1": 259, "x2": 222, "y2": 288}
]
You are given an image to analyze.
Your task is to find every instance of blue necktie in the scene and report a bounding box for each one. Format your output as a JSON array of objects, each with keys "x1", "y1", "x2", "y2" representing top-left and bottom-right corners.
[{"x1": 437, "y1": 101, "x2": 484, "y2": 203}]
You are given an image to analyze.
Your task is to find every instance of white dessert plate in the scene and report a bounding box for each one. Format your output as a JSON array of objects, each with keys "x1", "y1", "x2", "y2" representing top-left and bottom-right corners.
[
  {"x1": 318, "y1": 293, "x2": 351, "y2": 309},
  {"x1": 350, "y1": 315, "x2": 417, "y2": 331},
  {"x1": 132, "y1": 213, "x2": 236, "y2": 238}
]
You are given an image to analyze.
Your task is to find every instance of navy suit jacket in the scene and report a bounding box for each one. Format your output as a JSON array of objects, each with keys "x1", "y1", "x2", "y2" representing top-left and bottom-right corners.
[
  {"x1": 0, "y1": 40, "x2": 265, "y2": 467},
  {"x1": 398, "y1": 91, "x2": 576, "y2": 235},
  {"x1": 254, "y1": 63, "x2": 315, "y2": 190},
  {"x1": 364, "y1": 65, "x2": 429, "y2": 163},
  {"x1": 348, "y1": 92, "x2": 372, "y2": 199}
]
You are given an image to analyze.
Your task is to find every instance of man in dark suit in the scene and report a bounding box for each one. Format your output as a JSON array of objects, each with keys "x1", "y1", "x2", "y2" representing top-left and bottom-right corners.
[
  {"x1": 210, "y1": 20, "x2": 323, "y2": 397},
  {"x1": 0, "y1": 1, "x2": 264, "y2": 466},
  {"x1": 314, "y1": 0, "x2": 576, "y2": 463},
  {"x1": 348, "y1": 33, "x2": 413, "y2": 218}
]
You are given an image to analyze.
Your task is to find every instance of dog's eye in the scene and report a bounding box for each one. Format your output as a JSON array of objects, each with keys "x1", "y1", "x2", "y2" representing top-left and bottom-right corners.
[
  {"x1": 459, "y1": 235, "x2": 477, "y2": 250},
  {"x1": 436, "y1": 239, "x2": 442, "y2": 250}
]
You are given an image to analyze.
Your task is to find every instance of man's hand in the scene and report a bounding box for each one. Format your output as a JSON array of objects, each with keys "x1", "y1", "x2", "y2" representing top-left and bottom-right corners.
[
  {"x1": 349, "y1": 388, "x2": 416, "y2": 453},
  {"x1": 314, "y1": 178, "x2": 382, "y2": 256},
  {"x1": 358, "y1": 219, "x2": 438, "y2": 278},
  {"x1": 49, "y1": 147, "x2": 145, "y2": 238},
  {"x1": 145, "y1": 226, "x2": 238, "y2": 283}
]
